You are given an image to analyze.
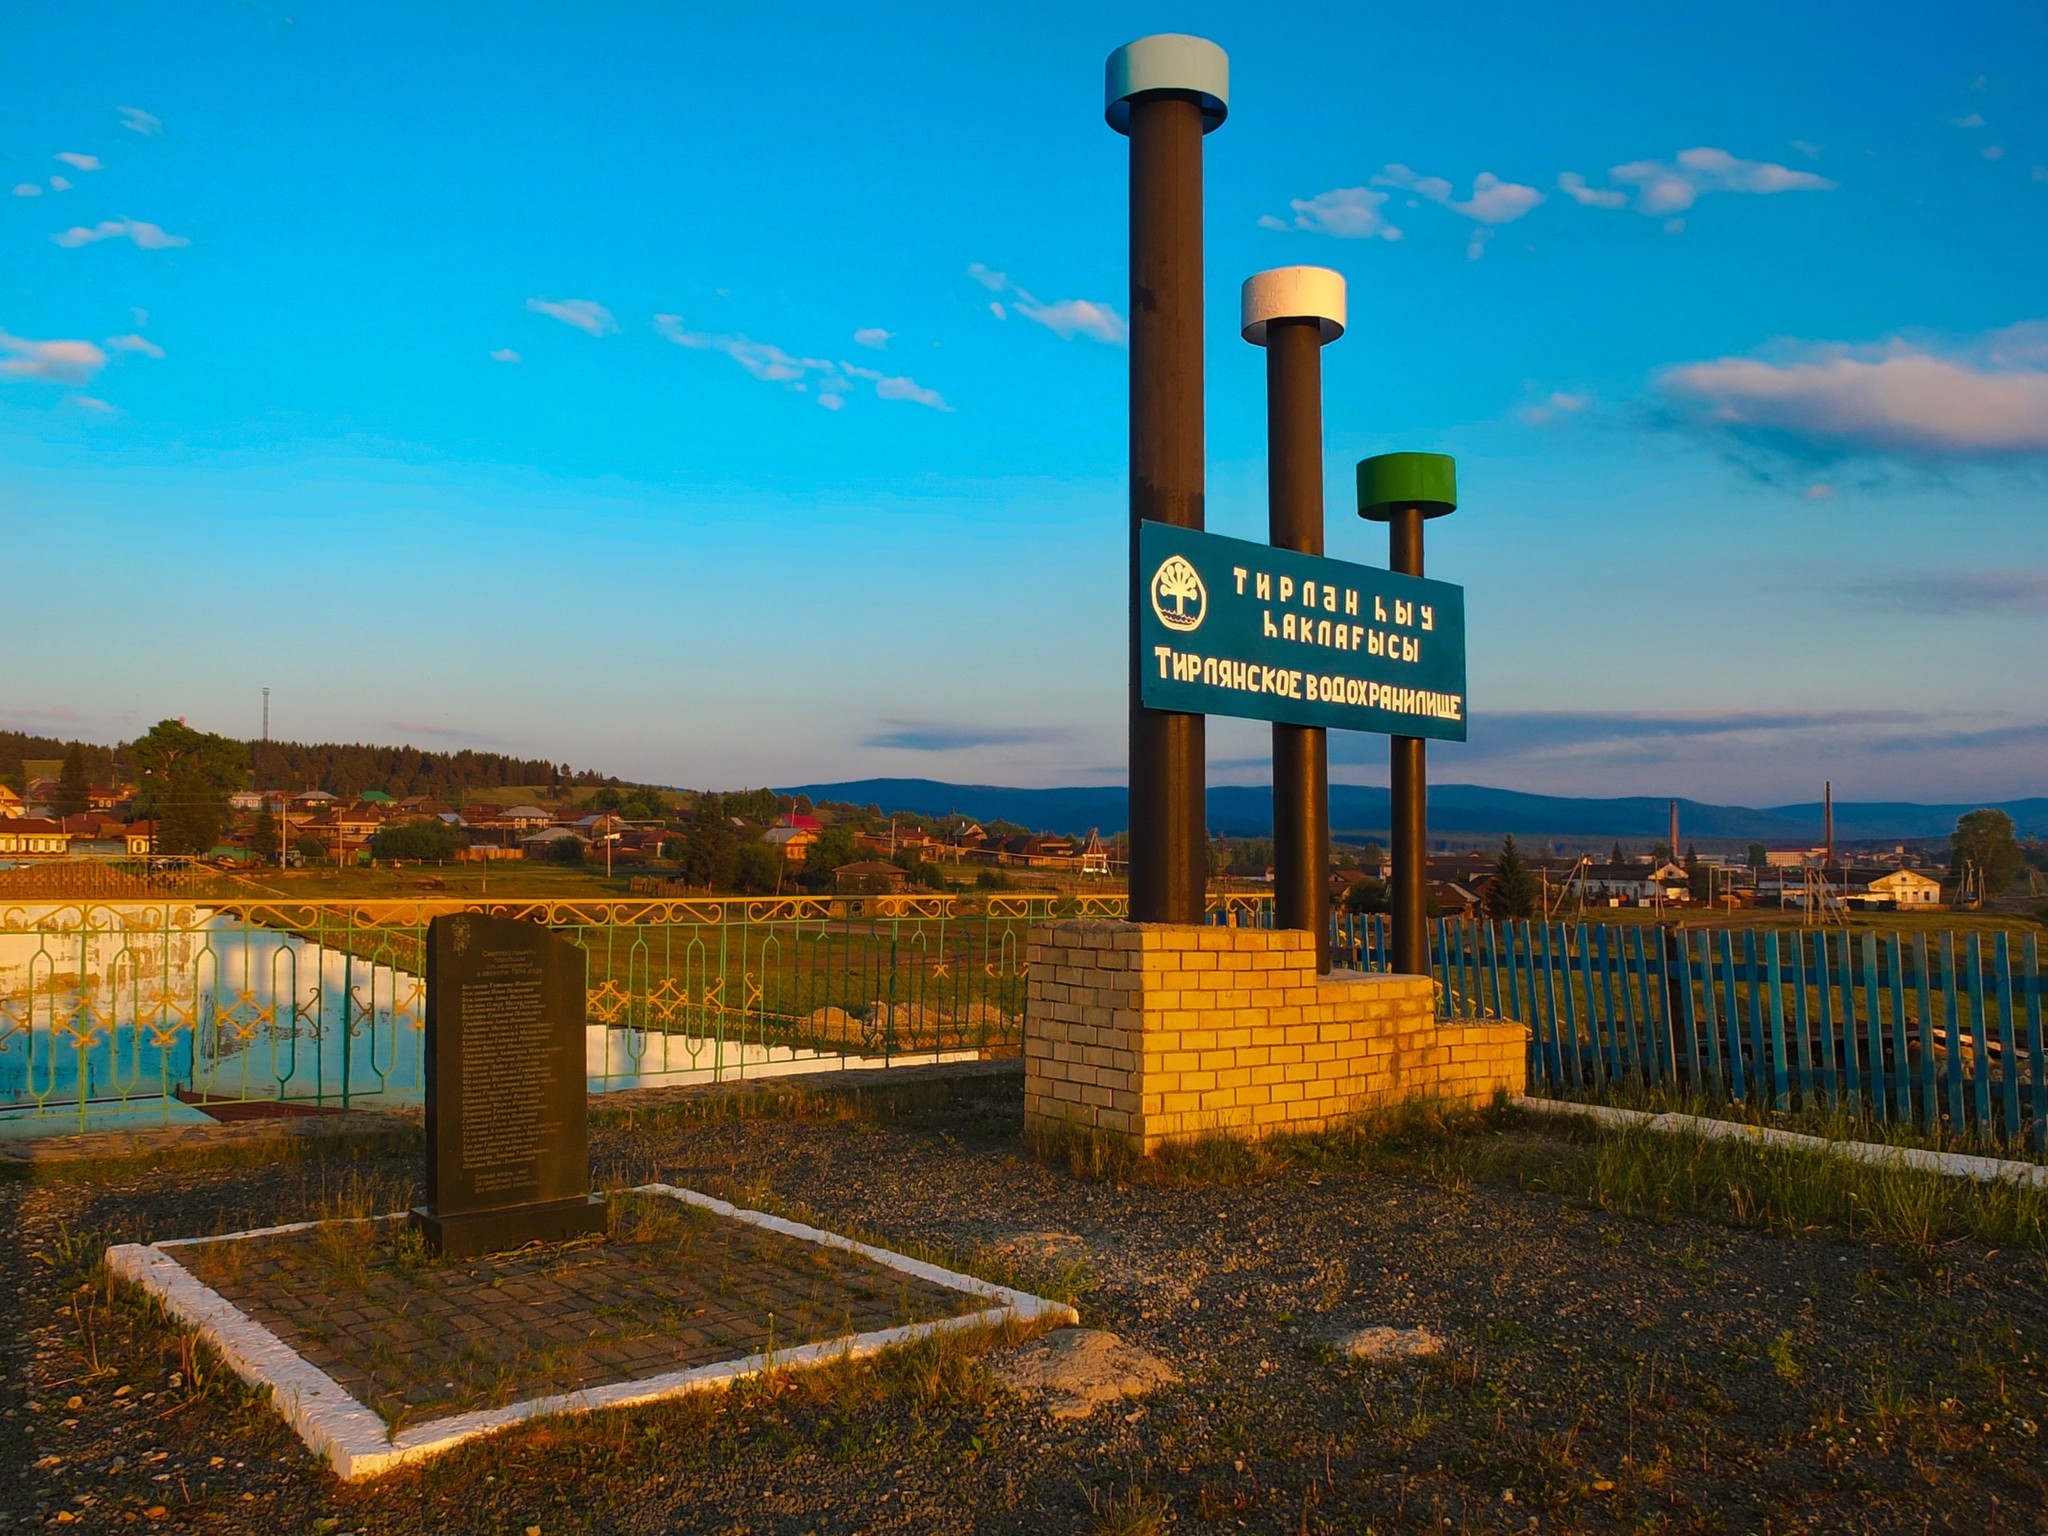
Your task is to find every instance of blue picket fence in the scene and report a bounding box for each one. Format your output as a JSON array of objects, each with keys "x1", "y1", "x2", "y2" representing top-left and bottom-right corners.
[{"x1": 1337, "y1": 914, "x2": 2047, "y2": 1155}]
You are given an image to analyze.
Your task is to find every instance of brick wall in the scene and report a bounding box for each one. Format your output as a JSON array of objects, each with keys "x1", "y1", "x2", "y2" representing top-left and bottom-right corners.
[{"x1": 1024, "y1": 920, "x2": 1527, "y2": 1152}]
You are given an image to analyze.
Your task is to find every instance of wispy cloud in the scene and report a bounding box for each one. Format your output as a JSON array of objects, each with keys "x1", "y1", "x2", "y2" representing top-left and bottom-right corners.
[
  {"x1": 861, "y1": 720, "x2": 1070, "y2": 751},
  {"x1": 1843, "y1": 569, "x2": 2048, "y2": 615},
  {"x1": 489, "y1": 347, "x2": 522, "y2": 363},
  {"x1": 1517, "y1": 391, "x2": 1590, "y2": 425},
  {"x1": 526, "y1": 297, "x2": 617, "y2": 336},
  {"x1": 1952, "y1": 112, "x2": 1986, "y2": 128},
  {"x1": 0, "y1": 331, "x2": 108, "y2": 384},
  {"x1": 1258, "y1": 187, "x2": 1401, "y2": 241},
  {"x1": 105, "y1": 332, "x2": 164, "y2": 358},
  {"x1": 1332, "y1": 707, "x2": 1959, "y2": 770},
  {"x1": 1556, "y1": 171, "x2": 1625, "y2": 209},
  {"x1": 0, "y1": 704, "x2": 83, "y2": 724},
  {"x1": 1268, "y1": 166, "x2": 1539, "y2": 256},
  {"x1": 969, "y1": 264, "x2": 1128, "y2": 345},
  {"x1": 1660, "y1": 320, "x2": 2048, "y2": 458},
  {"x1": 12, "y1": 183, "x2": 41, "y2": 198},
  {"x1": 653, "y1": 315, "x2": 951, "y2": 411},
  {"x1": 48, "y1": 176, "x2": 70, "y2": 192},
  {"x1": 51, "y1": 218, "x2": 188, "y2": 249},
  {"x1": 1565, "y1": 147, "x2": 1836, "y2": 216},
  {"x1": 117, "y1": 106, "x2": 162, "y2": 136},
  {"x1": 55, "y1": 152, "x2": 101, "y2": 172},
  {"x1": 853, "y1": 327, "x2": 892, "y2": 350},
  {"x1": 73, "y1": 396, "x2": 117, "y2": 413}
]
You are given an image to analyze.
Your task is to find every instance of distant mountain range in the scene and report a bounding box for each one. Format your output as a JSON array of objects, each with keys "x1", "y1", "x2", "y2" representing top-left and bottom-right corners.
[{"x1": 778, "y1": 777, "x2": 2048, "y2": 845}]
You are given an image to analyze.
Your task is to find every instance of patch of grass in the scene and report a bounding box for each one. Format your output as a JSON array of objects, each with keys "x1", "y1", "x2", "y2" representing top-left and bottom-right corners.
[
  {"x1": 1085, "y1": 1482, "x2": 1169, "y2": 1536},
  {"x1": 4, "y1": 1123, "x2": 423, "y2": 1185},
  {"x1": 1027, "y1": 1089, "x2": 2048, "y2": 1252}
]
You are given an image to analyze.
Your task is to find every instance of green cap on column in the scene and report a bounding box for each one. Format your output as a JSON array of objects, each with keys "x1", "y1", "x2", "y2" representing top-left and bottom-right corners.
[{"x1": 1357, "y1": 451, "x2": 1457, "y2": 522}]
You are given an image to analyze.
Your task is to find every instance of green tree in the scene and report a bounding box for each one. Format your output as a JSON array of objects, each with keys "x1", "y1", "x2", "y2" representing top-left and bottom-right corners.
[
  {"x1": 54, "y1": 742, "x2": 90, "y2": 819},
  {"x1": 1951, "y1": 809, "x2": 2023, "y2": 900},
  {"x1": 677, "y1": 808, "x2": 739, "y2": 889},
  {"x1": 801, "y1": 827, "x2": 859, "y2": 890},
  {"x1": 293, "y1": 835, "x2": 328, "y2": 865},
  {"x1": 1608, "y1": 841, "x2": 1625, "y2": 867},
  {"x1": 1342, "y1": 876, "x2": 1389, "y2": 914},
  {"x1": 1486, "y1": 835, "x2": 1539, "y2": 919},
  {"x1": 539, "y1": 834, "x2": 585, "y2": 866},
  {"x1": 590, "y1": 786, "x2": 625, "y2": 812},
  {"x1": 132, "y1": 719, "x2": 247, "y2": 856},
  {"x1": 1746, "y1": 842, "x2": 1770, "y2": 870},
  {"x1": 250, "y1": 806, "x2": 278, "y2": 863},
  {"x1": 733, "y1": 842, "x2": 781, "y2": 894},
  {"x1": 1686, "y1": 844, "x2": 1711, "y2": 903},
  {"x1": 371, "y1": 819, "x2": 467, "y2": 862},
  {"x1": 619, "y1": 786, "x2": 668, "y2": 821}
]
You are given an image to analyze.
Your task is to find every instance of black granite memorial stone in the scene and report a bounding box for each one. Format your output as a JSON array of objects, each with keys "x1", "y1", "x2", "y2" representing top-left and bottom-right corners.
[{"x1": 409, "y1": 913, "x2": 607, "y2": 1258}]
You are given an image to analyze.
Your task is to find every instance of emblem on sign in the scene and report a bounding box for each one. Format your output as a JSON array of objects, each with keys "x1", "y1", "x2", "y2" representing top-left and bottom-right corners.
[{"x1": 1150, "y1": 554, "x2": 1207, "y2": 632}]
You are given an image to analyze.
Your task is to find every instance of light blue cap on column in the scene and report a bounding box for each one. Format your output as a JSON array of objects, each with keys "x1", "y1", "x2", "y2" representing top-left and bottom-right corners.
[{"x1": 1105, "y1": 34, "x2": 1229, "y2": 135}]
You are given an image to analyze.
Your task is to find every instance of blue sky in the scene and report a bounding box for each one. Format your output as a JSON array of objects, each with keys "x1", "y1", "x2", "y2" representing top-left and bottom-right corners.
[{"x1": 3, "y1": 0, "x2": 2044, "y2": 805}]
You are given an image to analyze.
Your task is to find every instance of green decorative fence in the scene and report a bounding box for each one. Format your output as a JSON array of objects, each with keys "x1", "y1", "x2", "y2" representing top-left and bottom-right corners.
[
  {"x1": 0, "y1": 893, "x2": 1275, "y2": 1136},
  {"x1": 1339, "y1": 913, "x2": 2046, "y2": 1155}
]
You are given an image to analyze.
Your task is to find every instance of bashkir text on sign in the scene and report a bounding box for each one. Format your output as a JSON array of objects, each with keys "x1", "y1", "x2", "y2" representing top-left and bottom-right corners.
[{"x1": 1137, "y1": 521, "x2": 1468, "y2": 742}]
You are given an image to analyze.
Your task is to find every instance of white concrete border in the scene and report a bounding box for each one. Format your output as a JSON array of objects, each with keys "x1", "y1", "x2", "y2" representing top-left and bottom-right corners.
[
  {"x1": 1514, "y1": 1095, "x2": 2048, "y2": 1189},
  {"x1": 107, "y1": 1184, "x2": 1080, "y2": 1481}
]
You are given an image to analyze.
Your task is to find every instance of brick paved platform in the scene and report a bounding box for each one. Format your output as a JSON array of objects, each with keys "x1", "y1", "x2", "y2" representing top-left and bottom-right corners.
[
  {"x1": 172, "y1": 1192, "x2": 967, "y2": 1429},
  {"x1": 108, "y1": 1183, "x2": 1077, "y2": 1478}
]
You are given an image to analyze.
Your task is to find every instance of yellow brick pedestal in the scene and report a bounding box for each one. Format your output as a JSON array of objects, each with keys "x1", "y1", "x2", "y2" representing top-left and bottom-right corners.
[{"x1": 1024, "y1": 920, "x2": 1527, "y2": 1153}]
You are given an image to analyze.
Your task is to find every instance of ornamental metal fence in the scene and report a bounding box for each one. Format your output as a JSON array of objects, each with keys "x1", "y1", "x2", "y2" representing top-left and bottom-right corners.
[
  {"x1": 1337, "y1": 913, "x2": 2047, "y2": 1156},
  {"x1": 0, "y1": 893, "x2": 1276, "y2": 1136}
]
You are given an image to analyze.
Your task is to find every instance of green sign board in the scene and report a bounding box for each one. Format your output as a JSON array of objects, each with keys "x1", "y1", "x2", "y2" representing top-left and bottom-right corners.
[{"x1": 1138, "y1": 521, "x2": 1468, "y2": 742}]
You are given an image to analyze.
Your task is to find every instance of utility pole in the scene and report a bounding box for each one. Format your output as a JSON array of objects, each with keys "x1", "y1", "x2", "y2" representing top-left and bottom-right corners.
[{"x1": 1110, "y1": 33, "x2": 1228, "y2": 927}]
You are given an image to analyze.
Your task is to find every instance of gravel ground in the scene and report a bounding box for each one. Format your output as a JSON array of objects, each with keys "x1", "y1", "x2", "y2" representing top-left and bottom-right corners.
[{"x1": 4, "y1": 1071, "x2": 2046, "y2": 1535}]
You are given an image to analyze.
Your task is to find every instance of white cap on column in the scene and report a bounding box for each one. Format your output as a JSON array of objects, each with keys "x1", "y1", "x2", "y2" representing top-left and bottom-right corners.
[
  {"x1": 1105, "y1": 34, "x2": 1229, "y2": 135},
  {"x1": 1240, "y1": 266, "x2": 1346, "y2": 345}
]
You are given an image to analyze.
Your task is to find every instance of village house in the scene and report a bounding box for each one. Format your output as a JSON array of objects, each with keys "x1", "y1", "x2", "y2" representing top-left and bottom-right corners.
[
  {"x1": 0, "y1": 819, "x2": 71, "y2": 859},
  {"x1": 124, "y1": 821, "x2": 157, "y2": 856},
  {"x1": 0, "y1": 785, "x2": 22, "y2": 819},
  {"x1": 1856, "y1": 869, "x2": 1945, "y2": 908},
  {"x1": 764, "y1": 822, "x2": 818, "y2": 865},
  {"x1": 834, "y1": 859, "x2": 909, "y2": 894}
]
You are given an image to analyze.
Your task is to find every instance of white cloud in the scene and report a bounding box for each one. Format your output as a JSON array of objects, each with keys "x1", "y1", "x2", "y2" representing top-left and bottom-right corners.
[
  {"x1": 48, "y1": 176, "x2": 70, "y2": 192},
  {"x1": 525, "y1": 297, "x2": 616, "y2": 336},
  {"x1": 1451, "y1": 172, "x2": 1543, "y2": 224},
  {"x1": 55, "y1": 152, "x2": 101, "y2": 171},
  {"x1": 842, "y1": 362, "x2": 950, "y2": 410},
  {"x1": 12, "y1": 183, "x2": 41, "y2": 198},
  {"x1": 105, "y1": 332, "x2": 164, "y2": 358},
  {"x1": 0, "y1": 331, "x2": 108, "y2": 384},
  {"x1": 1260, "y1": 186, "x2": 1401, "y2": 241},
  {"x1": 969, "y1": 266, "x2": 1129, "y2": 345},
  {"x1": 1804, "y1": 482, "x2": 1837, "y2": 500},
  {"x1": 72, "y1": 396, "x2": 116, "y2": 412},
  {"x1": 1952, "y1": 112, "x2": 1986, "y2": 128},
  {"x1": 489, "y1": 348, "x2": 522, "y2": 363},
  {"x1": 1984, "y1": 145, "x2": 2005, "y2": 162},
  {"x1": 1517, "y1": 390, "x2": 1590, "y2": 425},
  {"x1": 1662, "y1": 324, "x2": 2048, "y2": 458},
  {"x1": 1556, "y1": 171, "x2": 1625, "y2": 209},
  {"x1": 51, "y1": 217, "x2": 188, "y2": 249},
  {"x1": 1014, "y1": 297, "x2": 1127, "y2": 345},
  {"x1": 1790, "y1": 140, "x2": 1821, "y2": 159},
  {"x1": 1606, "y1": 147, "x2": 1836, "y2": 214},
  {"x1": 853, "y1": 327, "x2": 892, "y2": 350},
  {"x1": 653, "y1": 314, "x2": 950, "y2": 411},
  {"x1": 117, "y1": 106, "x2": 162, "y2": 136},
  {"x1": 1274, "y1": 166, "x2": 1536, "y2": 253}
]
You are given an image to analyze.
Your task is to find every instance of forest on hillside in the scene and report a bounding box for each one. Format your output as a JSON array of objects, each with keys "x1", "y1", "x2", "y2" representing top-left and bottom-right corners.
[{"x1": 0, "y1": 727, "x2": 610, "y2": 800}]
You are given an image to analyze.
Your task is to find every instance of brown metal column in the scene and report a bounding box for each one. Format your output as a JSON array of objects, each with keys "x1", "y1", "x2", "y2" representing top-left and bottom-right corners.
[
  {"x1": 1389, "y1": 507, "x2": 1428, "y2": 977},
  {"x1": 1266, "y1": 319, "x2": 1329, "y2": 969},
  {"x1": 1127, "y1": 90, "x2": 1208, "y2": 926}
]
